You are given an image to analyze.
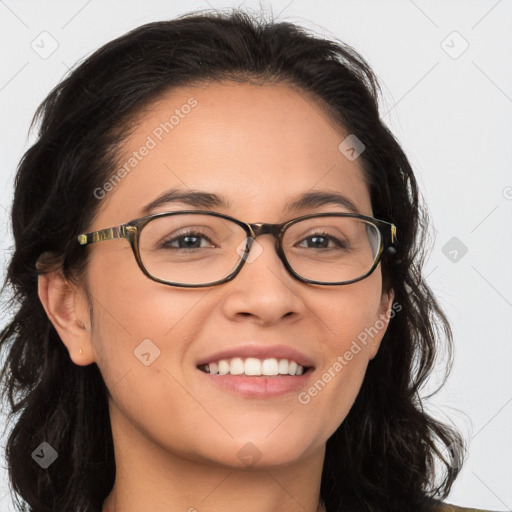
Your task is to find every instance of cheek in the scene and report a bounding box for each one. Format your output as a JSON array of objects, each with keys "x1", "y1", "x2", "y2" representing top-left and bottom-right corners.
[
  {"x1": 299, "y1": 272, "x2": 384, "y2": 433},
  {"x1": 88, "y1": 280, "x2": 209, "y2": 449},
  {"x1": 86, "y1": 250, "x2": 208, "y2": 387},
  {"x1": 315, "y1": 270, "x2": 384, "y2": 351}
]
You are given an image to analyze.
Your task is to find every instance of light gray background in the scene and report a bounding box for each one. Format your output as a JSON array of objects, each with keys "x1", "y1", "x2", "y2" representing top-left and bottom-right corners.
[{"x1": 0, "y1": 1, "x2": 511, "y2": 510}]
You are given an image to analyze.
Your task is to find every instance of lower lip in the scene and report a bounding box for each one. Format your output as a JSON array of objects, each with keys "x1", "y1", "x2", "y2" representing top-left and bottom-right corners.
[{"x1": 198, "y1": 369, "x2": 313, "y2": 398}]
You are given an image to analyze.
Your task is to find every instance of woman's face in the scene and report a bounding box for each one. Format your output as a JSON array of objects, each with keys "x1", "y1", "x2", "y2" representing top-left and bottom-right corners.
[{"x1": 70, "y1": 82, "x2": 393, "y2": 468}]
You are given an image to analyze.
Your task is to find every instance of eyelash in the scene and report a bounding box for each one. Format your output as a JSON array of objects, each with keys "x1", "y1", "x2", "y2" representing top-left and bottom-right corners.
[
  {"x1": 297, "y1": 231, "x2": 348, "y2": 249},
  {"x1": 160, "y1": 229, "x2": 215, "y2": 249}
]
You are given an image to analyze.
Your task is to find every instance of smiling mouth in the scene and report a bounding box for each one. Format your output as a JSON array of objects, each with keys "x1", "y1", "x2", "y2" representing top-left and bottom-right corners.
[{"x1": 198, "y1": 357, "x2": 311, "y2": 376}]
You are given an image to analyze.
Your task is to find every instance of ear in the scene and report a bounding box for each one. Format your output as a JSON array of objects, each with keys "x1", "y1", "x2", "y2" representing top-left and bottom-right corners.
[
  {"x1": 37, "y1": 267, "x2": 95, "y2": 366},
  {"x1": 368, "y1": 288, "x2": 396, "y2": 360}
]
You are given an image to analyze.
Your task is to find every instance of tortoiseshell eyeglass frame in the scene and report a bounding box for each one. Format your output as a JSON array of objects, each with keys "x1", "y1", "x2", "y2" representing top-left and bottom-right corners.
[{"x1": 77, "y1": 210, "x2": 397, "y2": 288}]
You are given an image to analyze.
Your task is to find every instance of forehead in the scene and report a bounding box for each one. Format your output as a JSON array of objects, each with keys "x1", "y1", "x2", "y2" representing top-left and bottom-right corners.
[{"x1": 93, "y1": 81, "x2": 372, "y2": 227}]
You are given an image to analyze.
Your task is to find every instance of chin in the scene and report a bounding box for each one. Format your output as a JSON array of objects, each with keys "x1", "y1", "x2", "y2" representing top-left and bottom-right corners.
[{"x1": 196, "y1": 434, "x2": 320, "y2": 470}]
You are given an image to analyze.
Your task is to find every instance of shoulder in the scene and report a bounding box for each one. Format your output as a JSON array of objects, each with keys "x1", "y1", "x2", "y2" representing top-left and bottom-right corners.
[{"x1": 433, "y1": 501, "x2": 500, "y2": 512}]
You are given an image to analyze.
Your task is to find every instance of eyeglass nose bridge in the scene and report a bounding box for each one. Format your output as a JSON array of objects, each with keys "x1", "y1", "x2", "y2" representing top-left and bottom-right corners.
[
  {"x1": 240, "y1": 222, "x2": 289, "y2": 267},
  {"x1": 246, "y1": 222, "x2": 285, "y2": 239}
]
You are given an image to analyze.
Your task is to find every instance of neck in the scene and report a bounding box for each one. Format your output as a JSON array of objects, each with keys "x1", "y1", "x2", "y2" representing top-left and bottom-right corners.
[{"x1": 102, "y1": 406, "x2": 326, "y2": 512}]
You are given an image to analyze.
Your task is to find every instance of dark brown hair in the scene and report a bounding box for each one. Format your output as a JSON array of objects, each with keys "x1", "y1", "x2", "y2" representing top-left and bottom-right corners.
[{"x1": 0, "y1": 8, "x2": 464, "y2": 512}]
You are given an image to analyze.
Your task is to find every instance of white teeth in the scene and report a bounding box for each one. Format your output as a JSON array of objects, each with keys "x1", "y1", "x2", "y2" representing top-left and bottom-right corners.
[
  {"x1": 201, "y1": 357, "x2": 306, "y2": 376},
  {"x1": 229, "y1": 357, "x2": 244, "y2": 375},
  {"x1": 218, "y1": 360, "x2": 230, "y2": 375},
  {"x1": 244, "y1": 357, "x2": 261, "y2": 376},
  {"x1": 278, "y1": 359, "x2": 289, "y2": 374},
  {"x1": 261, "y1": 358, "x2": 279, "y2": 376}
]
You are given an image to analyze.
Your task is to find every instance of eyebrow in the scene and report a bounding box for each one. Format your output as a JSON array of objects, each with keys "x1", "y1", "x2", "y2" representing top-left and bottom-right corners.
[{"x1": 140, "y1": 188, "x2": 361, "y2": 216}]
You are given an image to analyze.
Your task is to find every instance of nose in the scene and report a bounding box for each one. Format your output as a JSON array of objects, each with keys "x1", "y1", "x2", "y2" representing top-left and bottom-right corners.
[{"x1": 220, "y1": 234, "x2": 306, "y2": 325}]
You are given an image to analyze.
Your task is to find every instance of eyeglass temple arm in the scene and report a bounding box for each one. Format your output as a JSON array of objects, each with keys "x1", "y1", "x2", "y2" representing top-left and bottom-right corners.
[
  {"x1": 77, "y1": 225, "x2": 134, "y2": 246},
  {"x1": 390, "y1": 224, "x2": 397, "y2": 244},
  {"x1": 384, "y1": 223, "x2": 398, "y2": 256}
]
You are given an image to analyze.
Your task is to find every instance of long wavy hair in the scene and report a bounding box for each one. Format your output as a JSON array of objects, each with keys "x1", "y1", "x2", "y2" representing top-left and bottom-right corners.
[{"x1": 0, "y1": 8, "x2": 465, "y2": 512}]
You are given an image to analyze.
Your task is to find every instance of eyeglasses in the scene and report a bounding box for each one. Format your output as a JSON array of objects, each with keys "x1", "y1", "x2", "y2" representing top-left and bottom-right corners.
[{"x1": 77, "y1": 210, "x2": 397, "y2": 287}]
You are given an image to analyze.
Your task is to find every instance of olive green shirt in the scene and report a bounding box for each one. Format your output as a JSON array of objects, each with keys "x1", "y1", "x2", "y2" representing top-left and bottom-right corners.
[{"x1": 436, "y1": 502, "x2": 498, "y2": 512}]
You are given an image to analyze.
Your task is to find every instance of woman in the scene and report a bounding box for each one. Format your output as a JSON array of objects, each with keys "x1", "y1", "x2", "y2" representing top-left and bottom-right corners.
[{"x1": 0, "y1": 8, "x2": 494, "y2": 512}]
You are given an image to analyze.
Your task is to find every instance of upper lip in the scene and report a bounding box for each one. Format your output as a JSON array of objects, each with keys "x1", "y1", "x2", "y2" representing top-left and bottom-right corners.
[{"x1": 196, "y1": 344, "x2": 314, "y2": 368}]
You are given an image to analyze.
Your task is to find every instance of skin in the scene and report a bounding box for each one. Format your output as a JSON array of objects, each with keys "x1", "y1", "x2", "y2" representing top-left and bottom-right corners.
[{"x1": 38, "y1": 81, "x2": 394, "y2": 512}]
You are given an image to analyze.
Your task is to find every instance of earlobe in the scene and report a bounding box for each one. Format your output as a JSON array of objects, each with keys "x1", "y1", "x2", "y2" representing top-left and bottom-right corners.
[
  {"x1": 37, "y1": 270, "x2": 95, "y2": 366},
  {"x1": 383, "y1": 288, "x2": 396, "y2": 316}
]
